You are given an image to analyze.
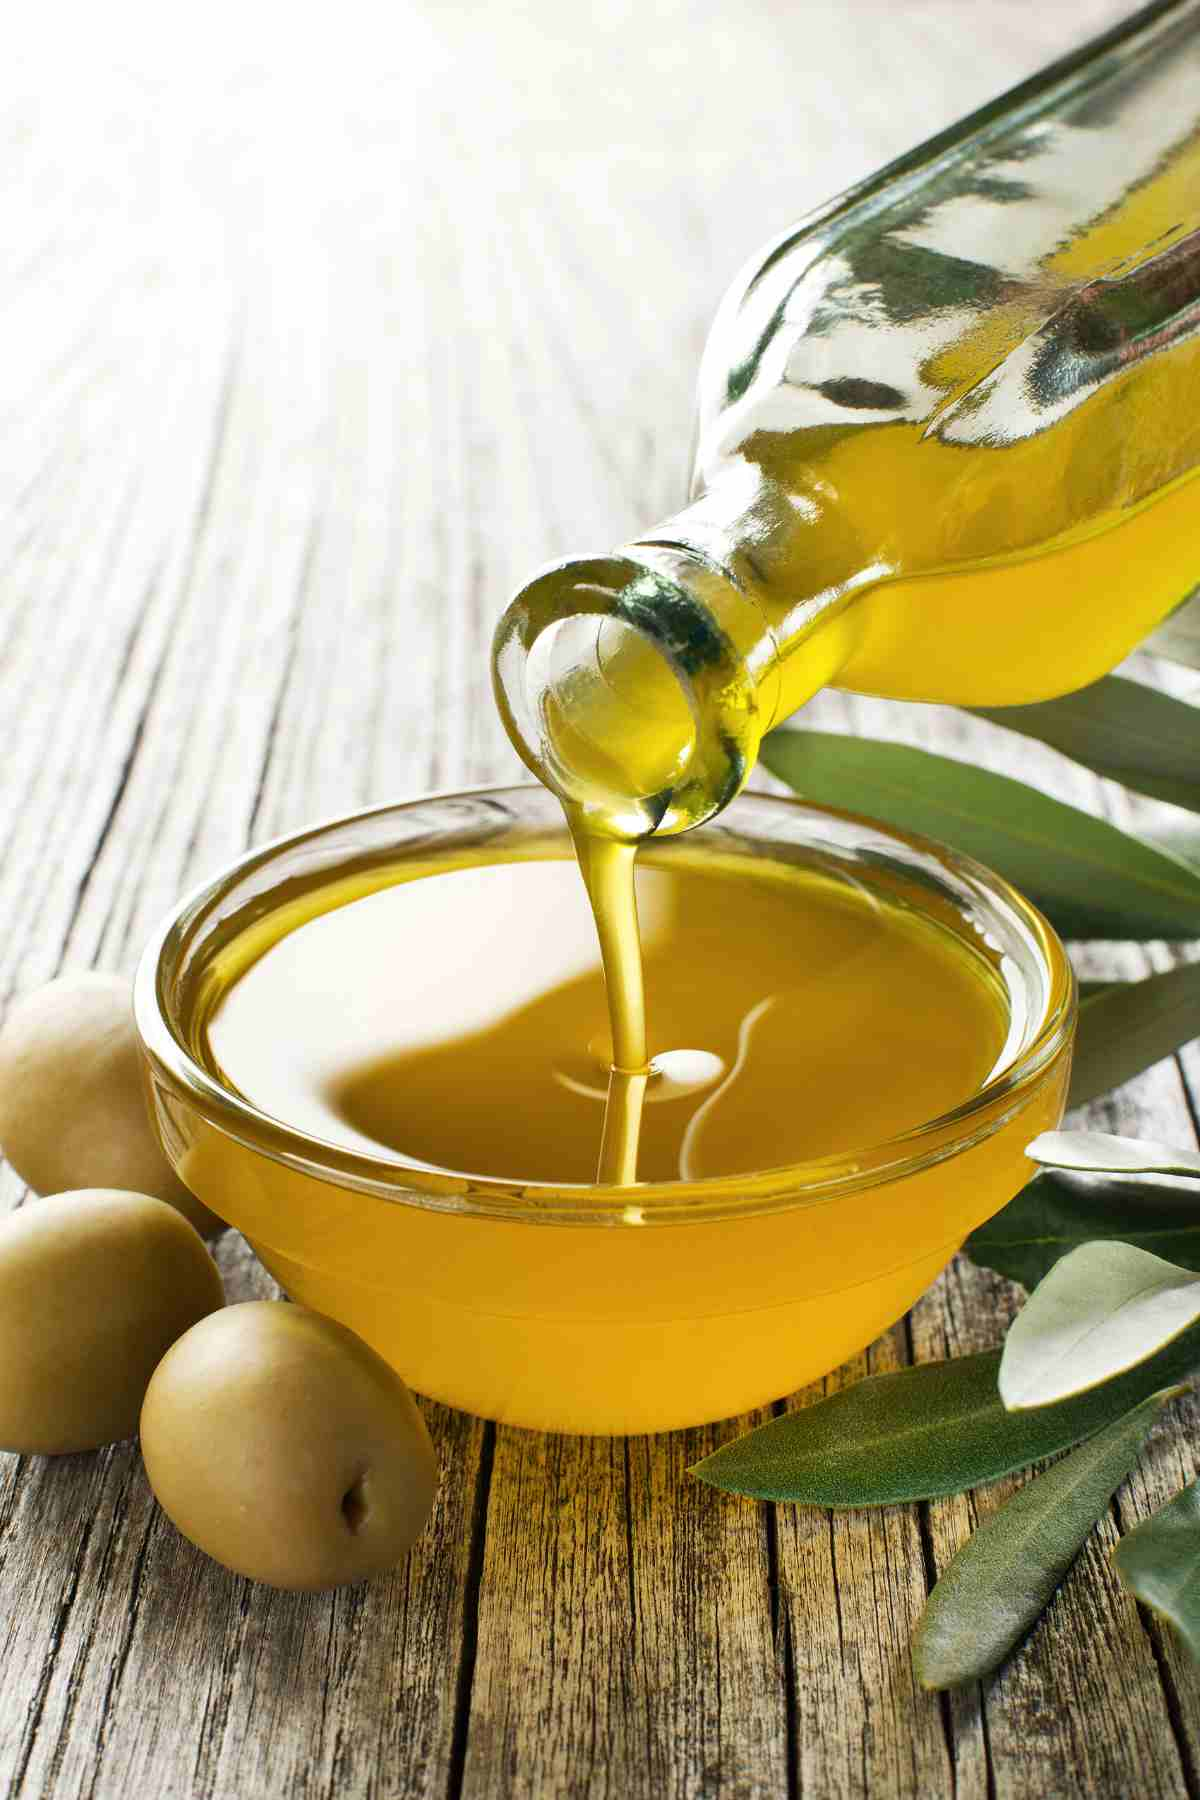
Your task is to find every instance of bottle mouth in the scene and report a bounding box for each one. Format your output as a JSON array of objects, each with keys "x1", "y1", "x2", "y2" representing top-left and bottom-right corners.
[
  {"x1": 520, "y1": 611, "x2": 698, "y2": 830},
  {"x1": 491, "y1": 552, "x2": 763, "y2": 838}
]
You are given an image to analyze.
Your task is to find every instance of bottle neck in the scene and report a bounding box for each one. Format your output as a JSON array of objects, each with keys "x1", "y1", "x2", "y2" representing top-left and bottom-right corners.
[
  {"x1": 491, "y1": 476, "x2": 865, "y2": 838},
  {"x1": 635, "y1": 470, "x2": 878, "y2": 729}
]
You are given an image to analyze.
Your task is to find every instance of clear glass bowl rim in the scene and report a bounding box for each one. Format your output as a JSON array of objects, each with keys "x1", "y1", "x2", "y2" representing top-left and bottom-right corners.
[{"x1": 134, "y1": 783, "x2": 1076, "y2": 1227}]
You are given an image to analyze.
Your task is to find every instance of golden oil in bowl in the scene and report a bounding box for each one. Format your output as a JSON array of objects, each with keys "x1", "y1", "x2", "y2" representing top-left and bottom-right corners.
[{"x1": 135, "y1": 786, "x2": 1073, "y2": 1434}]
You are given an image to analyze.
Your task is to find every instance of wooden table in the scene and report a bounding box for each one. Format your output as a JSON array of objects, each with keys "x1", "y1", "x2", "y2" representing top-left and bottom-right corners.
[{"x1": 3, "y1": 2, "x2": 1199, "y2": 1793}]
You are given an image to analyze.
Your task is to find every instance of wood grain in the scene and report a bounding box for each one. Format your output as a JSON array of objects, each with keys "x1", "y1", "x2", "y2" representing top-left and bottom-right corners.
[{"x1": 4, "y1": 2, "x2": 1196, "y2": 1796}]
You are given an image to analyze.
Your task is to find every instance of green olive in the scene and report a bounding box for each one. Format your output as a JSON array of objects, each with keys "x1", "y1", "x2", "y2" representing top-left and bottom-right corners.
[
  {"x1": 140, "y1": 1303, "x2": 439, "y2": 1590},
  {"x1": 0, "y1": 1189, "x2": 225, "y2": 1453},
  {"x1": 0, "y1": 972, "x2": 220, "y2": 1237}
]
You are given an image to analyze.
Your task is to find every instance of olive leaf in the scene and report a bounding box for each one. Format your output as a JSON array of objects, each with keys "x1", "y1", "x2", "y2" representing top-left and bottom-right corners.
[
  {"x1": 1144, "y1": 592, "x2": 1200, "y2": 671},
  {"x1": 1114, "y1": 1477, "x2": 1200, "y2": 1663},
  {"x1": 1000, "y1": 1243, "x2": 1200, "y2": 1411},
  {"x1": 759, "y1": 729, "x2": 1200, "y2": 939},
  {"x1": 912, "y1": 1390, "x2": 1175, "y2": 1690},
  {"x1": 1067, "y1": 961, "x2": 1200, "y2": 1107},
  {"x1": 1141, "y1": 821, "x2": 1200, "y2": 879},
  {"x1": 970, "y1": 677, "x2": 1200, "y2": 815},
  {"x1": 689, "y1": 1333, "x2": 1200, "y2": 1506},
  {"x1": 965, "y1": 1169, "x2": 1200, "y2": 1290},
  {"x1": 1029, "y1": 1129, "x2": 1200, "y2": 1180}
]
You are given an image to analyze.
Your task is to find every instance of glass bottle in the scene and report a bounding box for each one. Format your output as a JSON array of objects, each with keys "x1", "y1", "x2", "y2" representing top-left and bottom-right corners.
[{"x1": 492, "y1": 0, "x2": 1200, "y2": 840}]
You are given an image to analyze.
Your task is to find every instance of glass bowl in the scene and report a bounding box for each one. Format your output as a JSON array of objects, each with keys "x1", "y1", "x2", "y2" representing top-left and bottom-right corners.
[{"x1": 134, "y1": 785, "x2": 1074, "y2": 1435}]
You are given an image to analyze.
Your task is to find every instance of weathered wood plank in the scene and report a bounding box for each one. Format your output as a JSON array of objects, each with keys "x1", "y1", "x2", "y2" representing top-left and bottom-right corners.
[
  {"x1": 463, "y1": 1416, "x2": 788, "y2": 1800},
  {"x1": 0, "y1": 111, "x2": 487, "y2": 1798},
  {"x1": 2, "y1": 2, "x2": 1190, "y2": 1797},
  {"x1": 773, "y1": 1325, "x2": 962, "y2": 1800}
]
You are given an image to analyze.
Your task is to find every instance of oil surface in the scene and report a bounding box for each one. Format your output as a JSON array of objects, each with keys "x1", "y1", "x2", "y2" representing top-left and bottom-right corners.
[{"x1": 204, "y1": 850, "x2": 1008, "y2": 1187}]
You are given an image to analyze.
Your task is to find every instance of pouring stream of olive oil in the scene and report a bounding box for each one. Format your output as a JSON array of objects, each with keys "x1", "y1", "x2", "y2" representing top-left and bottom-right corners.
[{"x1": 207, "y1": 5, "x2": 1199, "y2": 1190}]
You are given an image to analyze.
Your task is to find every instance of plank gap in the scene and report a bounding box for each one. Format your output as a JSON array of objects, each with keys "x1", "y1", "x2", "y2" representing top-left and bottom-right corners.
[
  {"x1": 1176, "y1": 1046, "x2": 1200, "y2": 1148},
  {"x1": 907, "y1": 1311, "x2": 960, "y2": 1793},
  {"x1": 8, "y1": 1460, "x2": 108, "y2": 1798},
  {"x1": 620, "y1": 1438, "x2": 638, "y2": 1647},
  {"x1": 245, "y1": 517, "x2": 320, "y2": 844},
  {"x1": 445, "y1": 1419, "x2": 496, "y2": 1800},
  {"x1": 979, "y1": 1699, "x2": 998, "y2": 1800},
  {"x1": 1113, "y1": 1481, "x2": 1200, "y2": 1800},
  {"x1": 62, "y1": 573, "x2": 167, "y2": 953},
  {"x1": 763, "y1": 1493, "x2": 800, "y2": 1800},
  {"x1": 1139, "y1": 1606, "x2": 1200, "y2": 1800},
  {"x1": 78, "y1": 1470, "x2": 157, "y2": 1800}
]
